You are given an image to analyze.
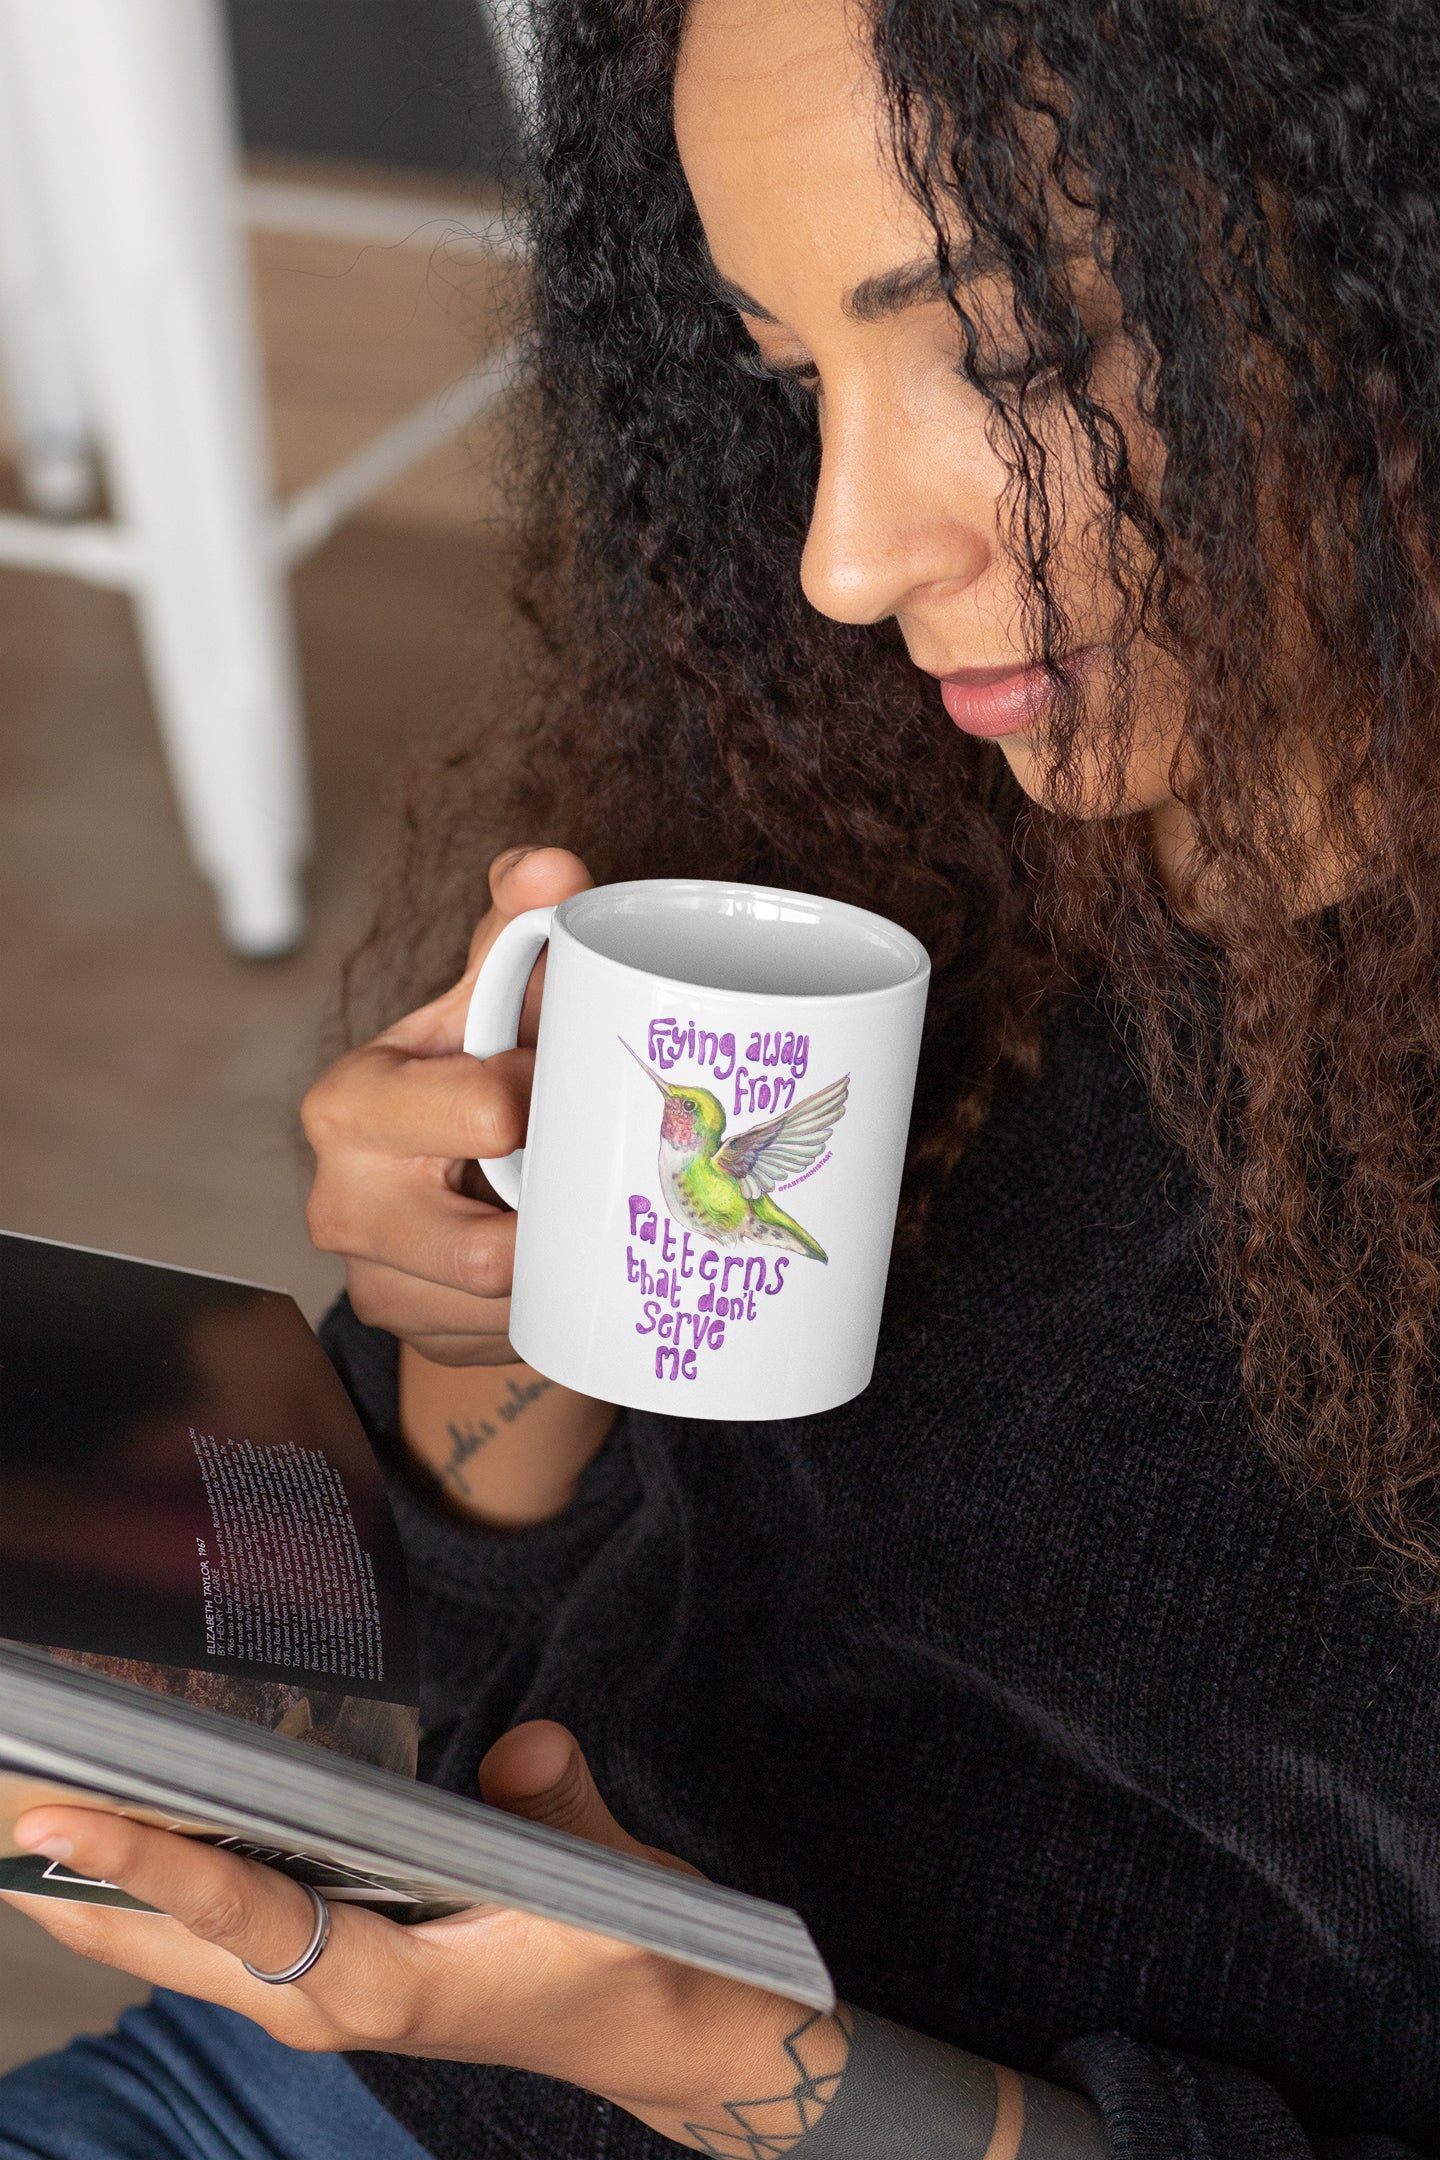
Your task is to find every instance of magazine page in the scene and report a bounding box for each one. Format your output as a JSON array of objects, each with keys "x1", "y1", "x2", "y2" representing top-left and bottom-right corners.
[{"x1": 0, "y1": 1234, "x2": 419, "y2": 1783}]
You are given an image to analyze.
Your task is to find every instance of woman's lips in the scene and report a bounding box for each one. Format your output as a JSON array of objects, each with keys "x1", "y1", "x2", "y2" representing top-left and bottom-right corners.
[{"x1": 939, "y1": 650, "x2": 1098, "y2": 738}]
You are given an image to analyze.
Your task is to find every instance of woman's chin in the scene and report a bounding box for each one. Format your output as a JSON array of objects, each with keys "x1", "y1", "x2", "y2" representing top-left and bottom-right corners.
[
  {"x1": 986, "y1": 732, "x2": 1116, "y2": 818},
  {"x1": 991, "y1": 717, "x2": 1185, "y2": 825}
]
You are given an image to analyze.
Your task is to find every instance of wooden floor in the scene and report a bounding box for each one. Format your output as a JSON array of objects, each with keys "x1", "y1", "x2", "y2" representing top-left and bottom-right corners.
[{"x1": 0, "y1": 162, "x2": 521, "y2": 2073}]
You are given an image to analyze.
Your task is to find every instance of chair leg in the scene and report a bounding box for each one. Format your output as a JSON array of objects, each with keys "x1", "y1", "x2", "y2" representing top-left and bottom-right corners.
[
  {"x1": 0, "y1": 3, "x2": 95, "y2": 515},
  {"x1": 7, "y1": 0, "x2": 311, "y2": 956}
]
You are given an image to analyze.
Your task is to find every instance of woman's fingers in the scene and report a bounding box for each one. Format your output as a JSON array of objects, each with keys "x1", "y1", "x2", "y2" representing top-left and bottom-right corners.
[
  {"x1": 483, "y1": 847, "x2": 595, "y2": 957},
  {"x1": 305, "y1": 1045, "x2": 534, "y2": 1171},
  {"x1": 10, "y1": 1813, "x2": 353, "y2": 1999},
  {"x1": 313, "y1": 1177, "x2": 517, "y2": 1307},
  {"x1": 4, "y1": 1815, "x2": 433, "y2": 2052},
  {"x1": 479, "y1": 1725, "x2": 706, "y2": 1879},
  {"x1": 345, "y1": 1254, "x2": 513, "y2": 1356},
  {"x1": 383, "y1": 848, "x2": 596, "y2": 1060},
  {"x1": 313, "y1": 1170, "x2": 518, "y2": 1302},
  {"x1": 300, "y1": 844, "x2": 595, "y2": 1364},
  {"x1": 305, "y1": 1049, "x2": 533, "y2": 1289},
  {"x1": 14, "y1": 1813, "x2": 308, "y2": 1968}
]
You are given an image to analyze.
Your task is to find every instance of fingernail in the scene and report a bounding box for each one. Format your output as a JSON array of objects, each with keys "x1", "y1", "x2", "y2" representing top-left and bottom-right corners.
[{"x1": 15, "y1": 1832, "x2": 72, "y2": 1862}]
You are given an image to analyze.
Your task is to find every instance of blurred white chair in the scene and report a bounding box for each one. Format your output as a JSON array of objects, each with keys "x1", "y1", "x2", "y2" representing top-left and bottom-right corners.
[
  {"x1": 0, "y1": 0, "x2": 518, "y2": 956},
  {"x1": 480, "y1": 0, "x2": 537, "y2": 131}
]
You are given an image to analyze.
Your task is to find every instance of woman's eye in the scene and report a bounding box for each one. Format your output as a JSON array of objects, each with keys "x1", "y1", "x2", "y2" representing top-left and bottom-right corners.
[
  {"x1": 736, "y1": 351, "x2": 821, "y2": 398},
  {"x1": 970, "y1": 353, "x2": 1064, "y2": 404}
]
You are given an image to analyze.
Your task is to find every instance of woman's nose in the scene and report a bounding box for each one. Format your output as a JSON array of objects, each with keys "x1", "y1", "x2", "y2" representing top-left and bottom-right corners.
[{"x1": 799, "y1": 397, "x2": 995, "y2": 627}]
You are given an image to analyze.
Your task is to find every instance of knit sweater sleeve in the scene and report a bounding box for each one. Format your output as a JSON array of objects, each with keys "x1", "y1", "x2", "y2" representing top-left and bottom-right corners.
[
  {"x1": 1048, "y1": 2035, "x2": 1428, "y2": 2157},
  {"x1": 317, "y1": 1296, "x2": 641, "y2": 1786}
]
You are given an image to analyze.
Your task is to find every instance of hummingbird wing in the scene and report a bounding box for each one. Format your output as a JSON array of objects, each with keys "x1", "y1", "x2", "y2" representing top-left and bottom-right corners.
[{"x1": 713, "y1": 1073, "x2": 850, "y2": 1198}]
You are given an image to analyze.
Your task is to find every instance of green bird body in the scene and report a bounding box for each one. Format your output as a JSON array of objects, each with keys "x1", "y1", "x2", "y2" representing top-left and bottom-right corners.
[{"x1": 621, "y1": 1041, "x2": 849, "y2": 1263}]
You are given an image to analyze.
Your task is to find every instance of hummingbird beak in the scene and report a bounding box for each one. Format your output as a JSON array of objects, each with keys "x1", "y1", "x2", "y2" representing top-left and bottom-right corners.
[{"x1": 618, "y1": 1037, "x2": 670, "y2": 1094}]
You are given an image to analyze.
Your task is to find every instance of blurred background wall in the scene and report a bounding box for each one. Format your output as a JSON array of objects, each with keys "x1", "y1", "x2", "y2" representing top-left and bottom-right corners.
[
  {"x1": 226, "y1": 0, "x2": 512, "y2": 172},
  {"x1": 0, "y1": 0, "x2": 525, "y2": 2061}
]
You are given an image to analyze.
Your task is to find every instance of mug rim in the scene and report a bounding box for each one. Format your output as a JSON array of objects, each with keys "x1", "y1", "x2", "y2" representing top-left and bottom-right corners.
[{"x1": 552, "y1": 877, "x2": 931, "y2": 1005}]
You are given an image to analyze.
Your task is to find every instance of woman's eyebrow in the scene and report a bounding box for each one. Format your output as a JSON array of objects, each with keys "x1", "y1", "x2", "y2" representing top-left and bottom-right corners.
[
  {"x1": 704, "y1": 263, "x2": 781, "y2": 322},
  {"x1": 847, "y1": 239, "x2": 1076, "y2": 319},
  {"x1": 702, "y1": 251, "x2": 996, "y2": 327},
  {"x1": 704, "y1": 239, "x2": 1088, "y2": 328},
  {"x1": 844, "y1": 257, "x2": 948, "y2": 322}
]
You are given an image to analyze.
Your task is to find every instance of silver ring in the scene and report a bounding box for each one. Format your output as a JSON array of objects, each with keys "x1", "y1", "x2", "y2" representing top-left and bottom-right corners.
[{"x1": 242, "y1": 1881, "x2": 331, "y2": 1986}]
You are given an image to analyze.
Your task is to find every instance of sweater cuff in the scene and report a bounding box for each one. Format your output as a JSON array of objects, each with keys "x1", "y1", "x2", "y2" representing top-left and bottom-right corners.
[{"x1": 1048, "y1": 2034, "x2": 1317, "y2": 2159}]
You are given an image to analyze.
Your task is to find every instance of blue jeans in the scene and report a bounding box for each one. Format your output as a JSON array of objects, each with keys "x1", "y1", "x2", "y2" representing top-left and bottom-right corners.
[{"x1": 0, "y1": 1992, "x2": 428, "y2": 2160}]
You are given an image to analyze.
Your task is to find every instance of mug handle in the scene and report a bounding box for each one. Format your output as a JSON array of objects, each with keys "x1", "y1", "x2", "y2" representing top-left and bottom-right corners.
[{"x1": 461, "y1": 904, "x2": 556, "y2": 1208}]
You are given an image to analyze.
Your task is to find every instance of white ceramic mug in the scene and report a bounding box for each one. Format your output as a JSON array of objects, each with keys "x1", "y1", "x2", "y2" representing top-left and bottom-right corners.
[{"x1": 463, "y1": 879, "x2": 929, "y2": 1421}]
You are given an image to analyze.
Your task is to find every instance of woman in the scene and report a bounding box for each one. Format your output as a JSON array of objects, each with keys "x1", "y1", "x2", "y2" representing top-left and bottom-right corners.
[{"x1": 4, "y1": 0, "x2": 1440, "y2": 2152}]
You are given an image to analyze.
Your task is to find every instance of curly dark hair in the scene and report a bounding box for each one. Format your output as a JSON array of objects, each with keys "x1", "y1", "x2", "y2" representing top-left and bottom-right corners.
[{"x1": 354, "y1": 0, "x2": 1440, "y2": 1600}]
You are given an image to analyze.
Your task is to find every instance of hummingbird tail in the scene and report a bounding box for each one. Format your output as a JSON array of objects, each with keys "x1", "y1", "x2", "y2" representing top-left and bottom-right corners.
[{"x1": 745, "y1": 1193, "x2": 828, "y2": 1263}]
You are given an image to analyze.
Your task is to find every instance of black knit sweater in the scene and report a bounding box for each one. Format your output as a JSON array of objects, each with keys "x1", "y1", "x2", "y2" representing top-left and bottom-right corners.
[{"x1": 323, "y1": 996, "x2": 1440, "y2": 2159}]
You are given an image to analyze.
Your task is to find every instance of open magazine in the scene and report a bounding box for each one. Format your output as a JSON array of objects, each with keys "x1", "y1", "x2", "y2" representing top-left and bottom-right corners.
[{"x1": 0, "y1": 1230, "x2": 833, "y2": 2010}]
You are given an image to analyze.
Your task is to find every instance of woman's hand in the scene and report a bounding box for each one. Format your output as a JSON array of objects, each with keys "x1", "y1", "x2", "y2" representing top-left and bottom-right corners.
[
  {"x1": 2, "y1": 1723, "x2": 821, "y2": 2149},
  {"x1": 303, "y1": 845, "x2": 593, "y2": 1371},
  {"x1": 5, "y1": 1732, "x2": 1104, "y2": 2154},
  {"x1": 303, "y1": 846, "x2": 616, "y2": 1523}
]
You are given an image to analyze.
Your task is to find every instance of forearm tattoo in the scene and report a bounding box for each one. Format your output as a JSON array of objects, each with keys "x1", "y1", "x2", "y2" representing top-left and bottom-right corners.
[{"x1": 685, "y1": 2007, "x2": 1107, "y2": 2159}]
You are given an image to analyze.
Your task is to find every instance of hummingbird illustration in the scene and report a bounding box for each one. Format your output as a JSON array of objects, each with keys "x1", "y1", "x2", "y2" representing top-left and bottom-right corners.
[{"x1": 620, "y1": 1039, "x2": 849, "y2": 1262}]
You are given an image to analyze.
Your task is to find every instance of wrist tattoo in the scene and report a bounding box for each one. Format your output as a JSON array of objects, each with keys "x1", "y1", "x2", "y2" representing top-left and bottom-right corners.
[
  {"x1": 684, "y1": 2010, "x2": 852, "y2": 2156},
  {"x1": 437, "y1": 1376, "x2": 554, "y2": 1498},
  {"x1": 687, "y1": 2006, "x2": 1107, "y2": 2159}
]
